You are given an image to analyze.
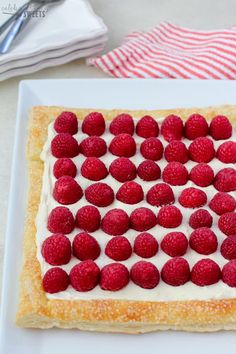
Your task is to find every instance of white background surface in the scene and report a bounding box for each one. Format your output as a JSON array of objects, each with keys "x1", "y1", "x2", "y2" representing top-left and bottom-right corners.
[{"x1": 1, "y1": 0, "x2": 236, "y2": 295}]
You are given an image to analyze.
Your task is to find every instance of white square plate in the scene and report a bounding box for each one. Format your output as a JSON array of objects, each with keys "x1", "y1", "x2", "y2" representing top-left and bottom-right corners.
[{"x1": 1, "y1": 79, "x2": 236, "y2": 354}]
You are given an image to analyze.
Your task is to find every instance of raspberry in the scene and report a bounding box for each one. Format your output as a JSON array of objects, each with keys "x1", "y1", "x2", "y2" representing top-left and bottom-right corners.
[
  {"x1": 136, "y1": 115, "x2": 159, "y2": 138},
  {"x1": 116, "y1": 181, "x2": 144, "y2": 204},
  {"x1": 137, "y1": 160, "x2": 161, "y2": 181},
  {"x1": 214, "y1": 168, "x2": 236, "y2": 192},
  {"x1": 157, "y1": 205, "x2": 183, "y2": 228},
  {"x1": 140, "y1": 137, "x2": 163, "y2": 161},
  {"x1": 147, "y1": 183, "x2": 174, "y2": 206},
  {"x1": 184, "y1": 113, "x2": 208, "y2": 140},
  {"x1": 109, "y1": 133, "x2": 136, "y2": 157},
  {"x1": 209, "y1": 192, "x2": 236, "y2": 215},
  {"x1": 101, "y1": 209, "x2": 129, "y2": 236},
  {"x1": 85, "y1": 183, "x2": 114, "y2": 207},
  {"x1": 42, "y1": 234, "x2": 71, "y2": 265},
  {"x1": 105, "y1": 236, "x2": 132, "y2": 261},
  {"x1": 80, "y1": 136, "x2": 107, "y2": 157},
  {"x1": 76, "y1": 205, "x2": 101, "y2": 232},
  {"x1": 100, "y1": 263, "x2": 129, "y2": 291},
  {"x1": 51, "y1": 133, "x2": 79, "y2": 158},
  {"x1": 161, "y1": 115, "x2": 184, "y2": 142},
  {"x1": 218, "y1": 212, "x2": 236, "y2": 236},
  {"x1": 131, "y1": 261, "x2": 160, "y2": 289},
  {"x1": 162, "y1": 162, "x2": 188, "y2": 186},
  {"x1": 54, "y1": 111, "x2": 78, "y2": 135},
  {"x1": 189, "y1": 227, "x2": 218, "y2": 255},
  {"x1": 53, "y1": 176, "x2": 83, "y2": 205},
  {"x1": 164, "y1": 140, "x2": 189, "y2": 163},
  {"x1": 109, "y1": 157, "x2": 136, "y2": 182},
  {"x1": 42, "y1": 268, "x2": 69, "y2": 293},
  {"x1": 109, "y1": 113, "x2": 134, "y2": 135},
  {"x1": 130, "y1": 207, "x2": 156, "y2": 231},
  {"x1": 82, "y1": 112, "x2": 105, "y2": 136},
  {"x1": 216, "y1": 141, "x2": 236, "y2": 164},
  {"x1": 134, "y1": 232, "x2": 158, "y2": 258},
  {"x1": 53, "y1": 158, "x2": 77, "y2": 179},
  {"x1": 222, "y1": 260, "x2": 236, "y2": 287},
  {"x1": 220, "y1": 236, "x2": 236, "y2": 260},
  {"x1": 191, "y1": 259, "x2": 221, "y2": 286},
  {"x1": 81, "y1": 157, "x2": 108, "y2": 181},
  {"x1": 210, "y1": 115, "x2": 232, "y2": 140},
  {"x1": 179, "y1": 187, "x2": 207, "y2": 208},
  {"x1": 189, "y1": 209, "x2": 213, "y2": 229},
  {"x1": 161, "y1": 232, "x2": 188, "y2": 257},
  {"x1": 70, "y1": 260, "x2": 100, "y2": 291},
  {"x1": 161, "y1": 258, "x2": 190, "y2": 286},
  {"x1": 189, "y1": 163, "x2": 214, "y2": 187},
  {"x1": 72, "y1": 232, "x2": 100, "y2": 261},
  {"x1": 47, "y1": 206, "x2": 75, "y2": 234},
  {"x1": 189, "y1": 137, "x2": 215, "y2": 163}
]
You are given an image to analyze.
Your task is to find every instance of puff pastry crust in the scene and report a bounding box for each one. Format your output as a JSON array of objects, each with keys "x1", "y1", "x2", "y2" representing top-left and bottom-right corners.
[{"x1": 16, "y1": 105, "x2": 236, "y2": 333}]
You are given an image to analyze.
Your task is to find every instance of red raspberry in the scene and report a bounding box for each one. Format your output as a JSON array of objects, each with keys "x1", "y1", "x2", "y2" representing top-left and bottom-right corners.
[
  {"x1": 116, "y1": 181, "x2": 144, "y2": 204},
  {"x1": 81, "y1": 157, "x2": 108, "y2": 181},
  {"x1": 210, "y1": 115, "x2": 232, "y2": 140},
  {"x1": 189, "y1": 163, "x2": 214, "y2": 187},
  {"x1": 164, "y1": 140, "x2": 189, "y2": 163},
  {"x1": 216, "y1": 141, "x2": 236, "y2": 164},
  {"x1": 105, "y1": 236, "x2": 132, "y2": 261},
  {"x1": 131, "y1": 261, "x2": 160, "y2": 289},
  {"x1": 189, "y1": 137, "x2": 215, "y2": 163},
  {"x1": 218, "y1": 212, "x2": 236, "y2": 236},
  {"x1": 130, "y1": 207, "x2": 156, "y2": 231},
  {"x1": 161, "y1": 232, "x2": 188, "y2": 257},
  {"x1": 109, "y1": 133, "x2": 136, "y2": 157},
  {"x1": 136, "y1": 115, "x2": 159, "y2": 138},
  {"x1": 51, "y1": 133, "x2": 79, "y2": 158},
  {"x1": 147, "y1": 183, "x2": 174, "y2": 206},
  {"x1": 101, "y1": 209, "x2": 129, "y2": 235},
  {"x1": 214, "y1": 168, "x2": 236, "y2": 192},
  {"x1": 191, "y1": 259, "x2": 221, "y2": 286},
  {"x1": 179, "y1": 187, "x2": 207, "y2": 208},
  {"x1": 100, "y1": 263, "x2": 129, "y2": 291},
  {"x1": 82, "y1": 112, "x2": 105, "y2": 136},
  {"x1": 109, "y1": 113, "x2": 134, "y2": 135},
  {"x1": 134, "y1": 232, "x2": 158, "y2": 258},
  {"x1": 42, "y1": 234, "x2": 71, "y2": 265},
  {"x1": 161, "y1": 114, "x2": 184, "y2": 142},
  {"x1": 54, "y1": 111, "x2": 78, "y2": 135},
  {"x1": 42, "y1": 267, "x2": 69, "y2": 293},
  {"x1": 72, "y1": 232, "x2": 100, "y2": 261},
  {"x1": 140, "y1": 137, "x2": 163, "y2": 161},
  {"x1": 109, "y1": 157, "x2": 136, "y2": 182},
  {"x1": 220, "y1": 236, "x2": 236, "y2": 260},
  {"x1": 70, "y1": 260, "x2": 100, "y2": 291},
  {"x1": 47, "y1": 206, "x2": 75, "y2": 234},
  {"x1": 157, "y1": 205, "x2": 183, "y2": 228},
  {"x1": 85, "y1": 182, "x2": 114, "y2": 207},
  {"x1": 80, "y1": 136, "x2": 107, "y2": 157},
  {"x1": 184, "y1": 113, "x2": 208, "y2": 140},
  {"x1": 76, "y1": 205, "x2": 101, "y2": 232},
  {"x1": 53, "y1": 158, "x2": 77, "y2": 179},
  {"x1": 162, "y1": 162, "x2": 188, "y2": 186},
  {"x1": 161, "y1": 257, "x2": 190, "y2": 286},
  {"x1": 222, "y1": 260, "x2": 236, "y2": 287},
  {"x1": 189, "y1": 209, "x2": 213, "y2": 229},
  {"x1": 189, "y1": 227, "x2": 218, "y2": 255},
  {"x1": 53, "y1": 176, "x2": 83, "y2": 205},
  {"x1": 209, "y1": 192, "x2": 236, "y2": 215},
  {"x1": 137, "y1": 160, "x2": 161, "y2": 181}
]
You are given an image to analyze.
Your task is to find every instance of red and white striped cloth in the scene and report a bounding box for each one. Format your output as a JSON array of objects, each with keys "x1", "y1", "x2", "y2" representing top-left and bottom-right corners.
[{"x1": 88, "y1": 22, "x2": 236, "y2": 79}]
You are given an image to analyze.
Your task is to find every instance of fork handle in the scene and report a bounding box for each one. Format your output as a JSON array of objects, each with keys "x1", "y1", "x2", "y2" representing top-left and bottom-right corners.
[{"x1": 0, "y1": 1, "x2": 31, "y2": 36}]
